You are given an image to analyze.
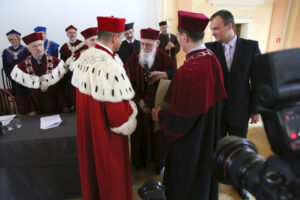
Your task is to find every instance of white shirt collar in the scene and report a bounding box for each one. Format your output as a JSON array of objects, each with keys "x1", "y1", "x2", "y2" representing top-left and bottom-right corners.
[
  {"x1": 188, "y1": 43, "x2": 206, "y2": 53},
  {"x1": 96, "y1": 42, "x2": 113, "y2": 54},
  {"x1": 126, "y1": 39, "x2": 135, "y2": 44},
  {"x1": 222, "y1": 34, "x2": 237, "y2": 47}
]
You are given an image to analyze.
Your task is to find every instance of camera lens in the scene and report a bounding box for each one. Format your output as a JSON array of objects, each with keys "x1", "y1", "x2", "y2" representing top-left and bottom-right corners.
[
  {"x1": 138, "y1": 179, "x2": 166, "y2": 200},
  {"x1": 213, "y1": 136, "x2": 265, "y2": 193}
]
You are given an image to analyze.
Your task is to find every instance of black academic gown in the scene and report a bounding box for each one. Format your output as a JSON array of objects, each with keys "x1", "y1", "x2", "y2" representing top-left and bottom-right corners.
[
  {"x1": 158, "y1": 33, "x2": 180, "y2": 66},
  {"x1": 117, "y1": 39, "x2": 140, "y2": 64},
  {"x1": 158, "y1": 48, "x2": 227, "y2": 200}
]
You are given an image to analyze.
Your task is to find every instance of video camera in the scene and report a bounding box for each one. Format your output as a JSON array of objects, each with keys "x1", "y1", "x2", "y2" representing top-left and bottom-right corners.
[{"x1": 213, "y1": 48, "x2": 300, "y2": 200}]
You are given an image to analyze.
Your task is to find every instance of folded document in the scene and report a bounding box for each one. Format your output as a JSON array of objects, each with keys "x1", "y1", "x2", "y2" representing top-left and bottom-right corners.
[{"x1": 40, "y1": 115, "x2": 62, "y2": 130}]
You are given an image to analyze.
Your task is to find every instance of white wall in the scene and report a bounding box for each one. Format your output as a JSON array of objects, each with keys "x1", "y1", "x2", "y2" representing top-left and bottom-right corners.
[{"x1": 0, "y1": 0, "x2": 163, "y2": 88}]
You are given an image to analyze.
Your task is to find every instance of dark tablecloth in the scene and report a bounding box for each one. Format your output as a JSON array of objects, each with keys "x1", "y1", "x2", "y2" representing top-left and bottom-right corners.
[{"x1": 0, "y1": 113, "x2": 81, "y2": 200}]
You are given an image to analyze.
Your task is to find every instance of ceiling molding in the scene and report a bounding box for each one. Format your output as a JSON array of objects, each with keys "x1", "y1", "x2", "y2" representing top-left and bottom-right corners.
[{"x1": 209, "y1": 0, "x2": 264, "y2": 10}]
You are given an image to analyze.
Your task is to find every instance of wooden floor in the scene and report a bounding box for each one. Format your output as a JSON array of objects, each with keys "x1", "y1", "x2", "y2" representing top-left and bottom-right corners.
[{"x1": 69, "y1": 123, "x2": 272, "y2": 200}]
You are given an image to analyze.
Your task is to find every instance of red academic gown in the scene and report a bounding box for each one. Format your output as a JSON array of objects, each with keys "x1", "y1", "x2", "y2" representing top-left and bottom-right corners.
[
  {"x1": 125, "y1": 48, "x2": 176, "y2": 169},
  {"x1": 71, "y1": 44, "x2": 137, "y2": 200},
  {"x1": 10, "y1": 54, "x2": 66, "y2": 114},
  {"x1": 59, "y1": 40, "x2": 86, "y2": 110},
  {"x1": 158, "y1": 48, "x2": 227, "y2": 200},
  {"x1": 59, "y1": 40, "x2": 85, "y2": 62}
]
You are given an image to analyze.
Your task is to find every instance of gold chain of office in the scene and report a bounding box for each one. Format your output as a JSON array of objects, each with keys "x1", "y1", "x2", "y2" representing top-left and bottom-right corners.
[
  {"x1": 184, "y1": 49, "x2": 213, "y2": 63},
  {"x1": 6, "y1": 47, "x2": 25, "y2": 60},
  {"x1": 24, "y1": 55, "x2": 54, "y2": 76}
]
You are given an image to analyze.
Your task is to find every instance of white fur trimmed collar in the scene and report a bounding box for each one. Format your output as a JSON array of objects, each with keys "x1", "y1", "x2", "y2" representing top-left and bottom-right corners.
[
  {"x1": 10, "y1": 58, "x2": 66, "y2": 91},
  {"x1": 71, "y1": 47, "x2": 135, "y2": 102}
]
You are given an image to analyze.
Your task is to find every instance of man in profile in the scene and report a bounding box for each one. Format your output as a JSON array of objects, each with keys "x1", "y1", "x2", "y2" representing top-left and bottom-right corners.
[
  {"x1": 207, "y1": 9, "x2": 261, "y2": 199},
  {"x1": 152, "y1": 11, "x2": 227, "y2": 200},
  {"x1": 71, "y1": 16, "x2": 137, "y2": 200}
]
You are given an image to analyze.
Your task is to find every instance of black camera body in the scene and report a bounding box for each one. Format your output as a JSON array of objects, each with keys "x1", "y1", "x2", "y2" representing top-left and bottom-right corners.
[{"x1": 213, "y1": 48, "x2": 300, "y2": 200}]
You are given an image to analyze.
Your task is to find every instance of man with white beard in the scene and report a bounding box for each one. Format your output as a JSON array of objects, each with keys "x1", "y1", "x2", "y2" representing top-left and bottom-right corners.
[{"x1": 125, "y1": 28, "x2": 176, "y2": 173}]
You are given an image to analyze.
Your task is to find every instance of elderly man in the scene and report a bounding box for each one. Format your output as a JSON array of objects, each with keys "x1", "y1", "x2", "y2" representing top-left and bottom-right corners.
[
  {"x1": 10, "y1": 32, "x2": 66, "y2": 115},
  {"x1": 125, "y1": 28, "x2": 176, "y2": 173},
  {"x1": 60, "y1": 25, "x2": 89, "y2": 112},
  {"x1": 152, "y1": 11, "x2": 227, "y2": 200},
  {"x1": 33, "y1": 26, "x2": 59, "y2": 57},
  {"x1": 117, "y1": 22, "x2": 140, "y2": 64},
  {"x1": 62, "y1": 27, "x2": 98, "y2": 112},
  {"x1": 158, "y1": 20, "x2": 180, "y2": 65},
  {"x1": 71, "y1": 16, "x2": 137, "y2": 200},
  {"x1": 59, "y1": 25, "x2": 85, "y2": 62},
  {"x1": 67, "y1": 27, "x2": 98, "y2": 69}
]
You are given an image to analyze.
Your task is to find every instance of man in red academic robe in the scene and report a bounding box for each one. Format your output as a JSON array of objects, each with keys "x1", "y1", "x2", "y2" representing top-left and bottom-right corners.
[
  {"x1": 71, "y1": 16, "x2": 137, "y2": 200},
  {"x1": 62, "y1": 27, "x2": 98, "y2": 109},
  {"x1": 10, "y1": 32, "x2": 66, "y2": 115},
  {"x1": 67, "y1": 27, "x2": 98, "y2": 71},
  {"x1": 152, "y1": 11, "x2": 227, "y2": 200},
  {"x1": 59, "y1": 25, "x2": 86, "y2": 112},
  {"x1": 60, "y1": 25, "x2": 85, "y2": 62},
  {"x1": 125, "y1": 28, "x2": 176, "y2": 173}
]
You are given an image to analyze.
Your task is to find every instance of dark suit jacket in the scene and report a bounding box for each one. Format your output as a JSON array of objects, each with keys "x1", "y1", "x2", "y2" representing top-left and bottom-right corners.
[
  {"x1": 117, "y1": 39, "x2": 140, "y2": 65},
  {"x1": 206, "y1": 37, "x2": 261, "y2": 130}
]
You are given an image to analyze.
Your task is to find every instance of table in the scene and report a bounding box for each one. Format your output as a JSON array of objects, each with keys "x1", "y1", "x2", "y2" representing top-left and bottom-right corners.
[{"x1": 0, "y1": 113, "x2": 81, "y2": 200}]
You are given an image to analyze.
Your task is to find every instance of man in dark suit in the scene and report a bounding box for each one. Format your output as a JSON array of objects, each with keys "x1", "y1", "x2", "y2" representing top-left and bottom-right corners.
[
  {"x1": 206, "y1": 10, "x2": 261, "y2": 138},
  {"x1": 117, "y1": 22, "x2": 140, "y2": 64},
  {"x1": 207, "y1": 9, "x2": 261, "y2": 200}
]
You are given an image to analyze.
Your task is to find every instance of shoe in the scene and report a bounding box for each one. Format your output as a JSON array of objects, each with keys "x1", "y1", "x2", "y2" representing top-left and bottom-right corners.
[{"x1": 236, "y1": 188, "x2": 250, "y2": 200}]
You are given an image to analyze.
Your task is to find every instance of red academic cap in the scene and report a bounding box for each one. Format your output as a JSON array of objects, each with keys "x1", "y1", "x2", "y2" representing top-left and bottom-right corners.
[
  {"x1": 140, "y1": 28, "x2": 160, "y2": 40},
  {"x1": 97, "y1": 16, "x2": 125, "y2": 33},
  {"x1": 81, "y1": 27, "x2": 98, "y2": 39},
  {"x1": 66, "y1": 25, "x2": 77, "y2": 32},
  {"x1": 22, "y1": 32, "x2": 43, "y2": 45},
  {"x1": 178, "y1": 10, "x2": 209, "y2": 32}
]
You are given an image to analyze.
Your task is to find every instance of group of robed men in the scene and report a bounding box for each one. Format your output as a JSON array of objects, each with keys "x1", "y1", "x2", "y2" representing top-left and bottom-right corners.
[
  {"x1": 2, "y1": 7, "x2": 261, "y2": 200},
  {"x1": 2, "y1": 25, "x2": 99, "y2": 114}
]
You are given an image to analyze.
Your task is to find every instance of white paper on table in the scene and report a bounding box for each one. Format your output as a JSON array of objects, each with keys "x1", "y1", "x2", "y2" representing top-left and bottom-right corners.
[
  {"x1": 40, "y1": 114, "x2": 62, "y2": 130},
  {"x1": 0, "y1": 115, "x2": 16, "y2": 126}
]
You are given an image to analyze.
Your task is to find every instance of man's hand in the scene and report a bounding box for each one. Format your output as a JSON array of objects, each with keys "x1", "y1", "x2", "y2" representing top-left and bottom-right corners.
[
  {"x1": 152, "y1": 107, "x2": 162, "y2": 122},
  {"x1": 250, "y1": 114, "x2": 260, "y2": 124},
  {"x1": 164, "y1": 42, "x2": 174, "y2": 50},
  {"x1": 138, "y1": 99, "x2": 151, "y2": 114},
  {"x1": 167, "y1": 41, "x2": 175, "y2": 48},
  {"x1": 149, "y1": 71, "x2": 168, "y2": 83},
  {"x1": 28, "y1": 111, "x2": 36, "y2": 116}
]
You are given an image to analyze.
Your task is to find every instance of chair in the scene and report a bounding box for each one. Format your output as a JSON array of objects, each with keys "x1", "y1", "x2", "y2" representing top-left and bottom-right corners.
[
  {"x1": 0, "y1": 88, "x2": 18, "y2": 115},
  {"x1": 1, "y1": 68, "x2": 13, "y2": 91}
]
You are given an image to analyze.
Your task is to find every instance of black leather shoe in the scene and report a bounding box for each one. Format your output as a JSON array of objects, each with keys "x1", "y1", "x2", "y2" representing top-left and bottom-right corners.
[{"x1": 236, "y1": 188, "x2": 250, "y2": 200}]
